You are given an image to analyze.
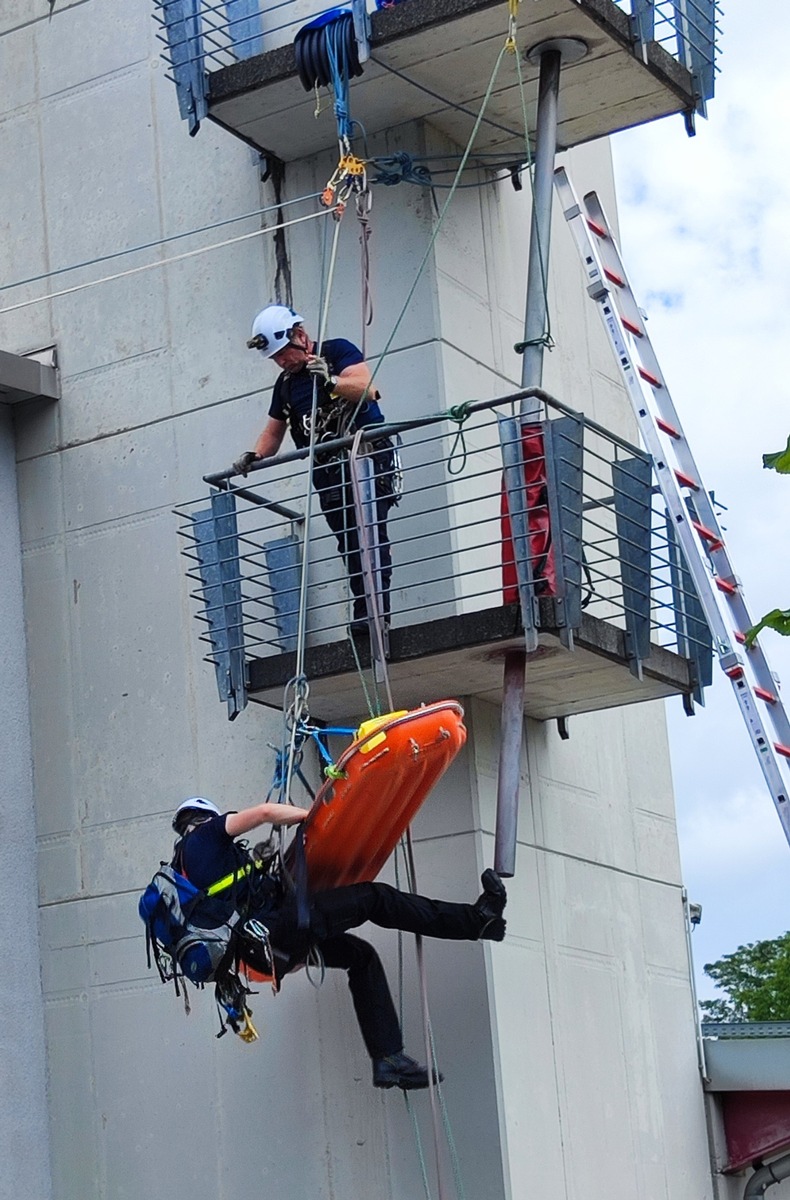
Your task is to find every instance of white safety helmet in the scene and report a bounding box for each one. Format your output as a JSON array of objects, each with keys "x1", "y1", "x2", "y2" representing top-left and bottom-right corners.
[
  {"x1": 172, "y1": 796, "x2": 221, "y2": 831},
  {"x1": 246, "y1": 305, "x2": 305, "y2": 358}
]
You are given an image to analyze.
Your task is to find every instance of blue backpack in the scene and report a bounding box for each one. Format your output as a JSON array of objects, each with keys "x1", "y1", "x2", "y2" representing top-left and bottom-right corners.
[{"x1": 139, "y1": 862, "x2": 237, "y2": 990}]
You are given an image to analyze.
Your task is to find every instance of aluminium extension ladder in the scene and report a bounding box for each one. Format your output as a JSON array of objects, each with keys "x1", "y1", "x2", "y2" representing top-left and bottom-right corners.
[{"x1": 554, "y1": 166, "x2": 790, "y2": 847}]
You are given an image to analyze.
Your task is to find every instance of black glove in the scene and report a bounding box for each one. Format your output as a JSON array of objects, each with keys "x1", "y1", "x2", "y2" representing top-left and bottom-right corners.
[{"x1": 232, "y1": 450, "x2": 257, "y2": 477}]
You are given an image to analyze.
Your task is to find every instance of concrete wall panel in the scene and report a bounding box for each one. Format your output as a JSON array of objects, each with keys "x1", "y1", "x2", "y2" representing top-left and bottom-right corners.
[
  {"x1": 66, "y1": 517, "x2": 194, "y2": 824},
  {"x1": 0, "y1": 23, "x2": 35, "y2": 114},
  {"x1": 0, "y1": 108, "x2": 54, "y2": 357},
  {"x1": 35, "y1": 0, "x2": 151, "y2": 99},
  {"x1": 58, "y1": 348, "x2": 172, "y2": 446},
  {"x1": 21, "y1": 543, "x2": 81, "y2": 842},
  {"x1": 1, "y1": 4, "x2": 717, "y2": 1196},
  {"x1": 44, "y1": 997, "x2": 96, "y2": 1200},
  {"x1": 39, "y1": 68, "x2": 159, "y2": 271},
  {"x1": 0, "y1": 411, "x2": 54, "y2": 1200}
]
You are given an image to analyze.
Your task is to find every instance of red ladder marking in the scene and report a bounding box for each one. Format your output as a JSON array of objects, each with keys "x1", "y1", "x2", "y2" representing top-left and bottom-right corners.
[
  {"x1": 775, "y1": 743, "x2": 790, "y2": 759},
  {"x1": 657, "y1": 417, "x2": 680, "y2": 438},
  {"x1": 725, "y1": 665, "x2": 744, "y2": 680},
  {"x1": 692, "y1": 520, "x2": 723, "y2": 551},
  {"x1": 586, "y1": 218, "x2": 607, "y2": 239},
  {"x1": 605, "y1": 268, "x2": 625, "y2": 287},
  {"x1": 622, "y1": 317, "x2": 643, "y2": 337},
  {"x1": 734, "y1": 631, "x2": 747, "y2": 644},
  {"x1": 755, "y1": 686, "x2": 777, "y2": 704},
  {"x1": 715, "y1": 578, "x2": 738, "y2": 595},
  {"x1": 675, "y1": 470, "x2": 699, "y2": 491},
  {"x1": 638, "y1": 366, "x2": 663, "y2": 388}
]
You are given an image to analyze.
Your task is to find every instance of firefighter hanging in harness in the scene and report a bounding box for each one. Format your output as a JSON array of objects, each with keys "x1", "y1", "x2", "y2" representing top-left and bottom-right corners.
[
  {"x1": 140, "y1": 795, "x2": 507, "y2": 1090},
  {"x1": 232, "y1": 305, "x2": 400, "y2": 635}
]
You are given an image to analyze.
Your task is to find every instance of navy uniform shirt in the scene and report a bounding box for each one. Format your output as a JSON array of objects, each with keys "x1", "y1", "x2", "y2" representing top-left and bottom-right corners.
[
  {"x1": 179, "y1": 814, "x2": 245, "y2": 927},
  {"x1": 269, "y1": 338, "x2": 385, "y2": 449}
]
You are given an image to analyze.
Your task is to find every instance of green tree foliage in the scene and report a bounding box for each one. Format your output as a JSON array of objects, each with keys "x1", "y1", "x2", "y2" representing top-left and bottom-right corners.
[
  {"x1": 763, "y1": 436, "x2": 790, "y2": 474},
  {"x1": 744, "y1": 439, "x2": 790, "y2": 646},
  {"x1": 700, "y1": 932, "x2": 790, "y2": 1021}
]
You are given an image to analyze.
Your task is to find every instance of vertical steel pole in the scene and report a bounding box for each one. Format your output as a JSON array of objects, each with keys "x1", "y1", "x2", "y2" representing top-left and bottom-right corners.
[
  {"x1": 495, "y1": 45, "x2": 563, "y2": 878},
  {"x1": 520, "y1": 45, "x2": 562, "y2": 408}
]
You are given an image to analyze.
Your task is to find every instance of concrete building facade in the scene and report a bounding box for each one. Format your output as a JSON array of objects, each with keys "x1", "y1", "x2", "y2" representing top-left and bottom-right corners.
[{"x1": 2, "y1": 2, "x2": 777, "y2": 1198}]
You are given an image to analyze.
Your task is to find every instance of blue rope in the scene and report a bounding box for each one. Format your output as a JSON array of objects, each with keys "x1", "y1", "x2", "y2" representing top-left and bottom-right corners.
[
  {"x1": 370, "y1": 152, "x2": 434, "y2": 188},
  {"x1": 325, "y1": 20, "x2": 352, "y2": 142}
]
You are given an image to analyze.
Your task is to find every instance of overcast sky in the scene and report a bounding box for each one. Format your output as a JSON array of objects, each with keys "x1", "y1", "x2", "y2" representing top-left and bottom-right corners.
[{"x1": 611, "y1": 1, "x2": 790, "y2": 1000}]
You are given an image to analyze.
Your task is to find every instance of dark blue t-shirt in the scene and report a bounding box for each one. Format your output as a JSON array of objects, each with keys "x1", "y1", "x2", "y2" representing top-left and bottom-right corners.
[
  {"x1": 179, "y1": 814, "x2": 246, "y2": 927},
  {"x1": 268, "y1": 338, "x2": 385, "y2": 449}
]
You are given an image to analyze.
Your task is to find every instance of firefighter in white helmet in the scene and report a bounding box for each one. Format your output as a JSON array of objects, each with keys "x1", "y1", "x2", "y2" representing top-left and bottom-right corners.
[{"x1": 233, "y1": 305, "x2": 399, "y2": 634}]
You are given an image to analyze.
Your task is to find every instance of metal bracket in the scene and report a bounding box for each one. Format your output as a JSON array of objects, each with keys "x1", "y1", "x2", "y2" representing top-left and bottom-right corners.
[
  {"x1": 628, "y1": 0, "x2": 654, "y2": 63},
  {"x1": 666, "y1": 511, "x2": 713, "y2": 704},
  {"x1": 543, "y1": 415, "x2": 584, "y2": 649},
  {"x1": 351, "y1": 0, "x2": 371, "y2": 64},
  {"x1": 190, "y1": 490, "x2": 248, "y2": 719},
  {"x1": 613, "y1": 455, "x2": 653, "y2": 680}
]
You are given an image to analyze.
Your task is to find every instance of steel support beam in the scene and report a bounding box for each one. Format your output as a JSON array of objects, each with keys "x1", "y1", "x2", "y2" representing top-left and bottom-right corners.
[{"x1": 496, "y1": 42, "x2": 570, "y2": 877}]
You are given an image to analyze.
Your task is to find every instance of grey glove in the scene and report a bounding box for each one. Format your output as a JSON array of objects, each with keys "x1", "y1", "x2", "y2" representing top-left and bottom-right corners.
[
  {"x1": 232, "y1": 450, "x2": 257, "y2": 477},
  {"x1": 306, "y1": 355, "x2": 335, "y2": 389}
]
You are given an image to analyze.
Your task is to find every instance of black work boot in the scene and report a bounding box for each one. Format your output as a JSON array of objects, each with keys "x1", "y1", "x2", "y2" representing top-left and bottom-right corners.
[
  {"x1": 372, "y1": 1052, "x2": 443, "y2": 1090},
  {"x1": 474, "y1": 869, "x2": 507, "y2": 939}
]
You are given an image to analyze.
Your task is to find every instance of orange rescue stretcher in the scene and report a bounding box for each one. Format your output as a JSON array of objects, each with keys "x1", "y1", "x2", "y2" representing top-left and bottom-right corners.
[
  {"x1": 241, "y1": 701, "x2": 467, "y2": 986},
  {"x1": 302, "y1": 699, "x2": 467, "y2": 890}
]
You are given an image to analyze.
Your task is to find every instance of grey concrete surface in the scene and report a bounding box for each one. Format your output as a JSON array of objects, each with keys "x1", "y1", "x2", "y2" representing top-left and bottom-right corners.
[
  {"x1": 0, "y1": 3, "x2": 719, "y2": 1198},
  {"x1": 0, "y1": 408, "x2": 53, "y2": 1200}
]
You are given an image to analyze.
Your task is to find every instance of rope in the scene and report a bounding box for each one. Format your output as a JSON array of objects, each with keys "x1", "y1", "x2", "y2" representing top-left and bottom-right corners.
[
  {"x1": 369, "y1": 152, "x2": 519, "y2": 191},
  {"x1": 324, "y1": 16, "x2": 355, "y2": 144},
  {"x1": 446, "y1": 403, "x2": 472, "y2": 475},
  {"x1": 358, "y1": 207, "x2": 373, "y2": 358},
  {"x1": 370, "y1": 152, "x2": 434, "y2": 189},
  {"x1": 363, "y1": 41, "x2": 510, "y2": 401},
  {"x1": 279, "y1": 210, "x2": 345, "y2": 806},
  {"x1": 0, "y1": 207, "x2": 336, "y2": 317},
  {"x1": 0, "y1": 191, "x2": 324, "y2": 296},
  {"x1": 370, "y1": 55, "x2": 522, "y2": 142}
]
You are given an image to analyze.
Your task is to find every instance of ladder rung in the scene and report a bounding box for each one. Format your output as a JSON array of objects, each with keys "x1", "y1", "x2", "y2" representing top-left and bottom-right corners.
[
  {"x1": 657, "y1": 417, "x2": 680, "y2": 438},
  {"x1": 755, "y1": 686, "x2": 777, "y2": 704},
  {"x1": 675, "y1": 470, "x2": 699, "y2": 491},
  {"x1": 586, "y1": 217, "x2": 607, "y2": 239},
  {"x1": 622, "y1": 317, "x2": 643, "y2": 337},
  {"x1": 692, "y1": 520, "x2": 723, "y2": 551},
  {"x1": 734, "y1": 631, "x2": 747, "y2": 644},
  {"x1": 715, "y1": 577, "x2": 738, "y2": 595},
  {"x1": 604, "y1": 268, "x2": 625, "y2": 288},
  {"x1": 725, "y1": 665, "x2": 745, "y2": 680},
  {"x1": 638, "y1": 366, "x2": 663, "y2": 388},
  {"x1": 775, "y1": 743, "x2": 790, "y2": 759}
]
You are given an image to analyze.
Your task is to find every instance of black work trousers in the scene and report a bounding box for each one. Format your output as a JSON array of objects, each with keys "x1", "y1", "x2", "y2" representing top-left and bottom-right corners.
[
  {"x1": 240, "y1": 881, "x2": 482, "y2": 1060},
  {"x1": 314, "y1": 442, "x2": 397, "y2": 622}
]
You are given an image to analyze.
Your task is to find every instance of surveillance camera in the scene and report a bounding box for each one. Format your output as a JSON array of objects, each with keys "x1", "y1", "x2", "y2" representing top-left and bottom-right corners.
[{"x1": 688, "y1": 902, "x2": 702, "y2": 926}]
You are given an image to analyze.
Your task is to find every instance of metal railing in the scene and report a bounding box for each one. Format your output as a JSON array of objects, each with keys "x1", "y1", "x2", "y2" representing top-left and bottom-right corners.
[
  {"x1": 175, "y1": 388, "x2": 712, "y2": 717},
  {"x1": 615, "y1": 0, "x2": 720, "y2": 108},
  {"x1": 153, "y1": 0, "x2": 719, "y2": 134}
]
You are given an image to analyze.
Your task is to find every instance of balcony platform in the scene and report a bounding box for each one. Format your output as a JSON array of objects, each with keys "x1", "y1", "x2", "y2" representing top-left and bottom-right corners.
[
  {"x1": 247, "y1": 600, "x2": 693, "y2": 721},
  {"x1": 208, "y1": 0, "x2": 697, "y2": 161}
]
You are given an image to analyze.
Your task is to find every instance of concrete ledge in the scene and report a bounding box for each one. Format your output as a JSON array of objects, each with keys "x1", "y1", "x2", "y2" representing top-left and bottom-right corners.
[
  {"x1": 247, "y1": 601, "x2": 693, "y2": 722},
  {"x1": 207, "y1": 0, "x2": 697, "y2": 160},
  {"x1": 0, "y1": 349, "x2": 59, "y2": 406}
]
